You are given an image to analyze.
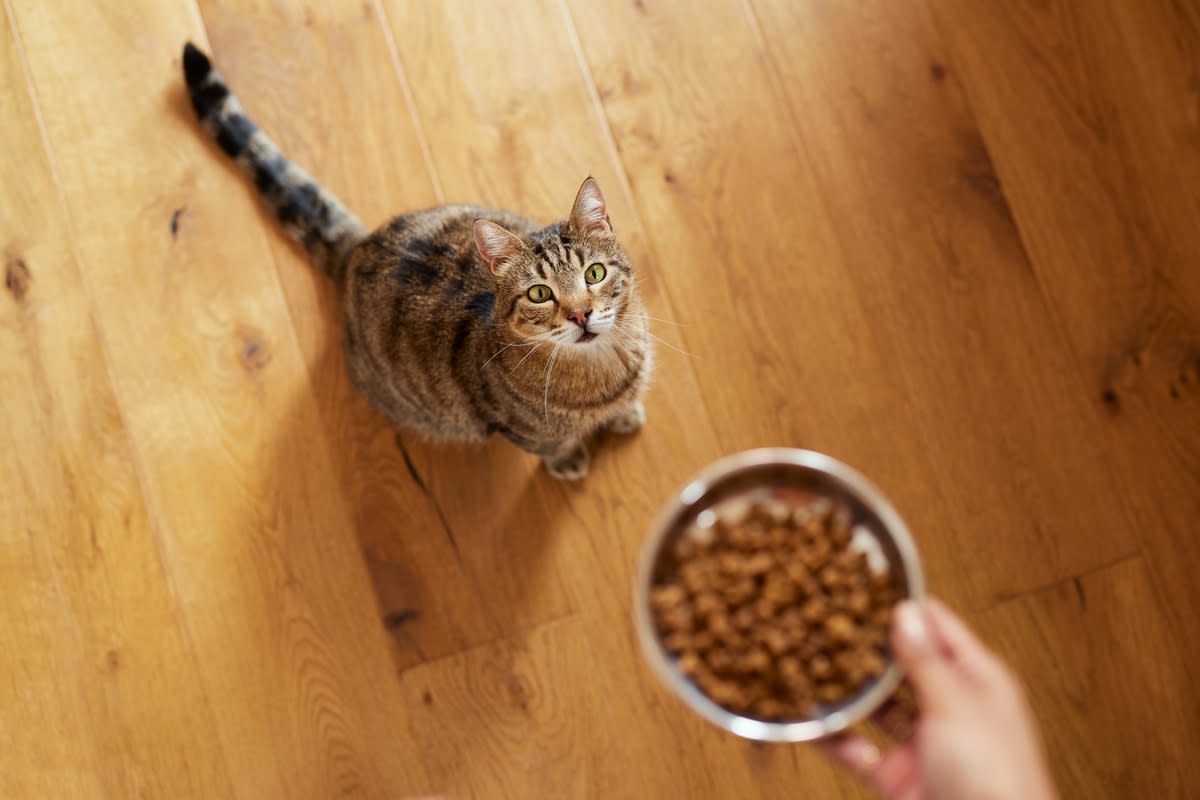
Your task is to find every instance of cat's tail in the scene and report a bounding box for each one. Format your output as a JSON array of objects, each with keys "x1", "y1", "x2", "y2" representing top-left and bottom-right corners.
[{"x1": 182, "y1": 42, "x2": 366, "y2": 281}]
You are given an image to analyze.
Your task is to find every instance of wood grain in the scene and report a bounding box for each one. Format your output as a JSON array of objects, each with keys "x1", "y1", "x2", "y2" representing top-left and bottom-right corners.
[
  {"x1": 744, "y1": 0, "x2": 1137, "y2": 606},
  {"x1": 0, "y1": 8, "x2": 233, "y2": 797},
  {"x1": 979, "y1": 556, "x2": 1200, "y2": 796},
  {"x1": 1, "y1": 0, "x2": 1197, "y2": 796},
  {"x1": 6, "y1": 0, "x2": 431, "y2": 796},
  {"x1": 930, "y1": 0, "x2": 1200, "y2": 710}
]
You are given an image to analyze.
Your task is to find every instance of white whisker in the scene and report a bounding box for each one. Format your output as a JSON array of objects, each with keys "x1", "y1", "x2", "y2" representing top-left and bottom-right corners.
[
  {"x1": 510, "y1": 339, "x2": 549, "y2": 372},
  {"x1": 543, "y1": 343, "x2": 561, "y2": 426},
  {"x1": 614, "y1": 321, "x2": 694, "y2": 360},
  {"x1": 481, "y1": 340, "x2": 535, "y2": 369},
  {"x1": 636, "y1": 313, "x2": 686, "y2": 327}
]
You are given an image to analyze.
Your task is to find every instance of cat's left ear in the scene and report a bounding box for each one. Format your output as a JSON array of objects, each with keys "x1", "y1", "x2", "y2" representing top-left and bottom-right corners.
[{"x1": 565, "y1": 177, "x2": 612, "y2": 237}]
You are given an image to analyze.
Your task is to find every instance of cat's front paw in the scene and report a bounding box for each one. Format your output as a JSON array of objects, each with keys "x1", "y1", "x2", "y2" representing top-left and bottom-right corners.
[
  {"x1": 606, "y1": 401, "x2": 646, "y2": 435},
  {"x1": 544, "y1": 441, "x2": 590, "y2": 481}
]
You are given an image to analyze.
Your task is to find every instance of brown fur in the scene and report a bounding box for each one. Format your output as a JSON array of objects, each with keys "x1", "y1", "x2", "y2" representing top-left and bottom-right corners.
[{"x1": 183, "y1": 44, "x2": 650, "y2": 478}]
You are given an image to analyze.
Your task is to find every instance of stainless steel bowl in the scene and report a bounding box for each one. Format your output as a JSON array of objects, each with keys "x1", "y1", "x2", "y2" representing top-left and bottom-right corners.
[{"x1": 633, "y1": 448, "x2": 925, "y2": 743}]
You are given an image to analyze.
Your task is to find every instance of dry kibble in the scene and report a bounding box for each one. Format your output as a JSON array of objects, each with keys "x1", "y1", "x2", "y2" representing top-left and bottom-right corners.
[
  {"x1": 652, "y1": 493, "x2": 903, "y2": 722},
  {"x1": 735, "y1": 648, "x2": 771, "y2": 674},
  {"x1": 809, "y1": 653, "x2": 834, "y2": 681},
  {"x1": 706, "y1": 648, "x2": 735, "y2": 673},
  {"x1": 726, "y1": 577, "x2": 757, "y2": 605},
  {"x1": 802, "y1": 538, "x2": 833, "y2": 570},
  {"x1": 860, "y1": 649, "x2": 885, "y2": 678},
  {"x1": 677, "y1": 652, "x2": 702, "y2": 676},
  {"x1": 672, "y1": 537, "x2": 697, "y2": 561},
  {"x1": 863, "y1": 625, "x2": 888, "y2": 649},
  {"x1": 871, "y1": 606, "x2": 893, "y2": 630},
  {"x1": 829, "y1": 589, "x2": 852, "y2": 612},
  {"x1": 754, "y1": 595, "x2": 779, "y2": 620},
  {"x1": 769, "y1": 527, "x2": 790, "y2": 548},
  {"x1": 658, "y1": 606, "x2": 695, "y2": 633},
  {"x1": 651, "y1": 584, "x2": 687, "y2": 610},
  {"x1": 663, "y1": 631, "x2": 692, "y2": 654},
  {"x1": 744, "y1": 552, "x2": 775, "y2": 576},
  {"x1": 762, "y1": 627, "x2": 792, "y2": 656},
  {"x1": 847, "y1": 589, "x2": 872, "y2": 618},
  {"x1": 801, "y1": 596, "x2": 828, "y2": 625},
  {"x1": 819, "y1": 565, "x2": 843, "y2": 590},
  {"x1": 708, "y1": 681, "x2": 743, "y2": 708},
  {"x1": 719, "y1": 552, "x2": 745, "y2": 575},
  {"x1": 763, "y1": 571, "x2": 796, "y2": 601},
  {"x1": 837, "y1": 549, "x2": 868, "y2": 573},
  {"x1": 779, "y1": 607, "x2": 806, "y2": 630},
  {"x1": 680, "y1": 560, "x2": 712, "y2": 594},
  {"x1": 693, "y1": 591, "x2": 721, "y2": 616},
  {"x1": 789, "y1": 698, "x2": 816, "y2": 719},
  {"x1": 753, "y1": 697, "x2": 787, "y2": 720},
  {"x1": 824, "y1": 613, "x2": 857, "y2": 644},
  {"x1": 733, "y1": 605, "x2": 758, "y2": 632},
  {"x1": 797, "y1": 631, "x2": 828, "y2": 660},
  {"x1": 815, "y1": 683, "x2": 846, "y2": 704}
]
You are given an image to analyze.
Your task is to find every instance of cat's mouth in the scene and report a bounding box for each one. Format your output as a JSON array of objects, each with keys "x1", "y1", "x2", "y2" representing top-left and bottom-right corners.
[{"x1": 577, "y1": 331, "x2": 598, "y2": 344}]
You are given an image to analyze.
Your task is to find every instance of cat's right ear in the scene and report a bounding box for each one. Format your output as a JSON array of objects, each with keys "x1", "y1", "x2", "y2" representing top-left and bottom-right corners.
[{"x1": 474, "y1": 219, "x2": 527, "y2": 277}]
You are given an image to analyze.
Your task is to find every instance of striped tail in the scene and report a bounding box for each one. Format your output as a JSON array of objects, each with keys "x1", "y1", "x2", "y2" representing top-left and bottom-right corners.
[{"x1": 182, "y1": 42, "x2": 366, "y2": 280}]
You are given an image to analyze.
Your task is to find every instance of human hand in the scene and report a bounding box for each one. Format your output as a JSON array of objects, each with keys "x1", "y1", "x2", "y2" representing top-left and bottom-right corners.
[{"x1": 821, "y1": 598, "x2": 1057, "y2": 800}]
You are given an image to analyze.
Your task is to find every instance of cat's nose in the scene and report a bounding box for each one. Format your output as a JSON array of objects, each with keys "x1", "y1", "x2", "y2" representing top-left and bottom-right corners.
[{"x1": 568, "y1": 308, "x2": 593, "y2": 328}]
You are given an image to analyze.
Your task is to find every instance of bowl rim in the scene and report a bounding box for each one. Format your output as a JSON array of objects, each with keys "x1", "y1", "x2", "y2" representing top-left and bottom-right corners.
[{"x1": 632, "y1": 447, "x2": 926, "y2": 742}]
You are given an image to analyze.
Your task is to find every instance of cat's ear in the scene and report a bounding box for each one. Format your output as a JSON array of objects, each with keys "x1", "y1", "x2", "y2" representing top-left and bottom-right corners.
[
  {"x1": 565, "y1": 177, "x2": 612, "y2": 237},
  {"x1": 474, "y1": 219, "x2": 527, "y2": 276}
]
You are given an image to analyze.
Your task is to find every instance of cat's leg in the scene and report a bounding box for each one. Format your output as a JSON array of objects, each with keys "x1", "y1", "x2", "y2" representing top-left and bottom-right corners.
[
  {"x1": 497, "y1": 427, "x2": 591, "y2": 480},
  {"x1": 605, "y1": 400, "x2": 646, "y2": 435},
  {"x1": 540, "y1": 438, "x2": 591, "y2": 481}
]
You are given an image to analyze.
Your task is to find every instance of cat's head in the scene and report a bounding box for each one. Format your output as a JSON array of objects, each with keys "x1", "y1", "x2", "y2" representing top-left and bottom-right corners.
[{"x1": 474, "y1": 178, "x2": 638, "y2": 352}]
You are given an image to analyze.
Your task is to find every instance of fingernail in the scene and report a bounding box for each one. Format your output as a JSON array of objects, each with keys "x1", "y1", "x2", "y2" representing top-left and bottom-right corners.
[{"x1": 897, "y1": 601, "x2": 932, "y2": 654}]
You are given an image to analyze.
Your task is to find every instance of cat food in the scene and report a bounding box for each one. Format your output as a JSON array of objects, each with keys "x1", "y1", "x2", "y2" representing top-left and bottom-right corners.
[{"x1": 649, "y1": 492, "x2": 901, "y2": 722}]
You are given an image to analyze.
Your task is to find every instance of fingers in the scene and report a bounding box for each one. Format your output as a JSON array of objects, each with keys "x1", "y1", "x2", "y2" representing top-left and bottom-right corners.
[
  {"x1": 891, "y1": 601, "x2": 962, "y2": 713},
  {"x1": 921, "y1": 597, "x2": 998, "y2": 671},
  {"x1": 818, "y1": 735, "x2": 882, "y2": 781},
  {"x1": 924, "y1": 598, "x2": 1008, "y2": 687}
]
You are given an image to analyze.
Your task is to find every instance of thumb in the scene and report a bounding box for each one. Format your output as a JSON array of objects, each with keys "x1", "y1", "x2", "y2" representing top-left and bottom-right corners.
[{"x1": 891, "y1": 600, "x2": 962, "y2": 713}]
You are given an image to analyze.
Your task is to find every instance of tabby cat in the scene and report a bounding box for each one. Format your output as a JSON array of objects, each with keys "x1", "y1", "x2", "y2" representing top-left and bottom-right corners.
[{"x1": 182, "y1": 43, "x2": 651, "y2": 479}]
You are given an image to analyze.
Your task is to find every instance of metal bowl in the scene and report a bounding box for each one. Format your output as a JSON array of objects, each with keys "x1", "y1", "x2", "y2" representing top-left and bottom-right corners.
[{"x1": 633, "y1": 448, "x2": 925, "y2": 743}]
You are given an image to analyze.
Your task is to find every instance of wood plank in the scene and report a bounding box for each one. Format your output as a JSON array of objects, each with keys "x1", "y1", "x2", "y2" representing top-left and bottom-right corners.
[
  {"x1": 400, "y1": 616, "x2": 854, "y2": 800},
  {"x1": 741, "y1": 0, "x2": 1135, "y2": 602},
  {"x1": 8, "y1": 1, "x2": 433, "y2": 796},
  {"x1": 979, "y1": 557, "x2": 1200, "y2": 795},
  {"x1": 0, "y1": 6, "x2": 233, "y2": 797},
  {"x1": 193, "y1": 0, "x2": 504, "y2": 671},
  {"x1": 930, "y1": 0, "x2": 1200, "y2": 671}
]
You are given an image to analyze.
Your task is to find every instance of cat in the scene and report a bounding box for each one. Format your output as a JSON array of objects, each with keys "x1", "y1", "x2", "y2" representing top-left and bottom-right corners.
[{"x1": 181, "y1": 43, "x2": 651, "y2": 479}]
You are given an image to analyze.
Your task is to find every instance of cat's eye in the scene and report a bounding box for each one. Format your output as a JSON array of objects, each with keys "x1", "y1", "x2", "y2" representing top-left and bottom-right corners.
[
  {"x1": 585, "y1": 263, "x2": 607, "y2": 284},
  {"x1": 527, "y1": 284, "x2": 553, "y2": 303}
]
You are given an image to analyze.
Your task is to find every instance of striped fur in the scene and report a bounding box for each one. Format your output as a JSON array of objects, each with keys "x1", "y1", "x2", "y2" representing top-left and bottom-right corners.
[
  {"x1": 182, "y1": 43, "x2": 365, "y2": 279},
  {"x1": 180, "y1": 44, "x2": 651, "y2": 479}
]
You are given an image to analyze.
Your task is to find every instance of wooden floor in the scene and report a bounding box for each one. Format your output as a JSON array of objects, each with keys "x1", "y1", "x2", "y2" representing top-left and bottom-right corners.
[{"x1": 2, "y1": 1, "x2": 1198, "y2": 797}]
